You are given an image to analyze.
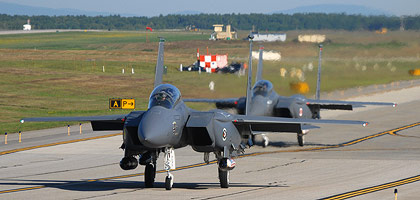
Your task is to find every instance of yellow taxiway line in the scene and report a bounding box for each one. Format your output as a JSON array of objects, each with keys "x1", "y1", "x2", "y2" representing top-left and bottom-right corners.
[{"x1": 320, "y1": 175, "x2": 420, "y2": 200}]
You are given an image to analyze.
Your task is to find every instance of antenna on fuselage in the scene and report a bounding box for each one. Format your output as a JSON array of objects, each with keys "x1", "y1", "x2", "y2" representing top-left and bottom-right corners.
[
  {"x1": 315, "y1": 44, "x2": 323, "y2": 100},
  {"x1": 245, "y1": 35, "x2": 254, "y2": 116},
  {"x1": 256, "y1": 46, "x2": 264, "y2": 82},
  {"x1": 154, "y1": 37, "x2": 165, "y2": 88}
]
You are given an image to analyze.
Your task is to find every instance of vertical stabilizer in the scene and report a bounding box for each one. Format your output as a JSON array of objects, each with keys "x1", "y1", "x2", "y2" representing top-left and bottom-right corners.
[
  {"x1": 256, "y1": 46, "x2": 264, "y2": 82},
  {"x1": 154, "y1": 38, "x2": 165, "y2": 88},
  {"x1": 245, "y1": 36, "x2": 254, "y2": 115},
  {"x1": 315, "y1": 44, "x2": 323, "y2": 100}
]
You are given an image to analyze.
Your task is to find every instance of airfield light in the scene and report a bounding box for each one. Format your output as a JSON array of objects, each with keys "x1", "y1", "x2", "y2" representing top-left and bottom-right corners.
[{"x1": 394, "y1": 188, "x2": 398, "y2": 200}]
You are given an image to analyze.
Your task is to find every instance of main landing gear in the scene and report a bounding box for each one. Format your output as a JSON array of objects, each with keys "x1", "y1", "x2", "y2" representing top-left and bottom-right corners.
[
  {"x1": 218, "y1": 168, "x2": 229, "y2": 188},
  {"x1": 140, "y1": 151, "x2": 157, "y2": 188},
  {"x1": 297, "y1": 130, "x2": 309, "y2": 147},
  {"x1": 297, "y1": 133, "x2": 304, "y2": 146},
  {"x1": 144, "y1": 162, "x2": 156, "y2": 188},
  {"x1": 216, "y1": 154, "x2": 236, "y2": 188},
  {"x1": 138, "y1": 148, "x2": 175, "y2": 190}
]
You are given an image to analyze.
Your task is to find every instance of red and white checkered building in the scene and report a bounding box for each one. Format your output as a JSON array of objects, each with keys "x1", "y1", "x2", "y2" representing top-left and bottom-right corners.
[{"x1": 199, "y1": 54, "x2": 228, "y2": 73}]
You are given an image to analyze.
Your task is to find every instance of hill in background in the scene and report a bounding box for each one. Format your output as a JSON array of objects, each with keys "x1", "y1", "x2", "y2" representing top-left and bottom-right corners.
[
  {"x1": 0, "y1": 2, "x2": 392, "y2": 17},
  {"x1": 275, "y1": 4, "x2": 392, "y2": 16},
  {"x1": 0, "y1": 2, "x2": 132, "y2": 16}
]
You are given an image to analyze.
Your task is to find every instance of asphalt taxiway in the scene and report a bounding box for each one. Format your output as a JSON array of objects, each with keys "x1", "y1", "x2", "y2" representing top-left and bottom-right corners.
[{"x1": 1, "y1": 85, "x2": 419, "y2": 200}]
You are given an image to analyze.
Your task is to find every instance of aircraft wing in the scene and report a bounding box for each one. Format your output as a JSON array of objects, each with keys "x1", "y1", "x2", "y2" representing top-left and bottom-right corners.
[
  {"x1": 184, "y1": 98, "x2": 241, "y2": 109},
  {"x1": 251, "y1": 124, "x2": 320, "y2": 135},
  {"x1": 183, "y1": 98, "x2": 239, "y2": 103},
  {"x1": 21, "y1": 114, "x2": 127, "y2": 122},
  {"x1": 305, "y1": 99, "x2": 397, "y2": 110},
  {"x1": 20, "y1": 114, "x2": 134, "y2": 131},
  {"x1": 232, "y1": 115, "x2": 367, "y2": 133}
]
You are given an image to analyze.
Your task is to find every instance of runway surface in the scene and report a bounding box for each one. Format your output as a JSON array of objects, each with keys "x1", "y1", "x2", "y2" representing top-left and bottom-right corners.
[
  {"x1": 0, "y1": 29, "x2": 104, "y2": 35},
  {"x1": 1, "y1": 86, "x2": 420, "y2": 200}
]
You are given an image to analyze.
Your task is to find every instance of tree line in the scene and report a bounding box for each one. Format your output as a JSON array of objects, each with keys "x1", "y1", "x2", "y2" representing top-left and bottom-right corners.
[{"x1": 1, "y1": 13, "x2": 419, "y2": 31}]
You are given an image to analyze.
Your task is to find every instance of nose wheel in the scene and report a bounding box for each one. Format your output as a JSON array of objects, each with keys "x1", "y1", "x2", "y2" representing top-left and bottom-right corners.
[{"x1": 165, "y1": 173, "x2": 174, "y2": 190}]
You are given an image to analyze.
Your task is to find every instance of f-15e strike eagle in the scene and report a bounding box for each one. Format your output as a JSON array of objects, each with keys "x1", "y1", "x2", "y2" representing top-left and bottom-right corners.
[
  {"x1": 184, "y1": 43, "x2": 396, "y2": 147},
  {"x1": 21, "y1": 38, "x2": 368, "y2": 190}
]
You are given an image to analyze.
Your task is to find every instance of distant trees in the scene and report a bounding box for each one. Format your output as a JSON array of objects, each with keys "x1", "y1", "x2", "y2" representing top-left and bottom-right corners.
[{"x1": 0, "y1": 13, "x2": 419, "y2": 31}]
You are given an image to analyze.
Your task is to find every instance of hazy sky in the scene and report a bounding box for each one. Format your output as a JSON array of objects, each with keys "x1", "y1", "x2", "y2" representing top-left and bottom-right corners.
[{"x1": 1, "y1": 0, "x2": 419, "y2": 16}]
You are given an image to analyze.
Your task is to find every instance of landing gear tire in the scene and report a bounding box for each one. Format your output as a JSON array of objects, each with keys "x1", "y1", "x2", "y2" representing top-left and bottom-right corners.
[
  {"x1": 297, "y1": 134, "x2": 305, "y2": 147},
  {"x1": 165, "y1": 175, "x2": 173, "y2": 190},
  {"x1": 218, "y1": 168, "x2": 229, "y2": 188},
  {"x1": 144, "y1": 163, "x2": 156, "y2": 188}
]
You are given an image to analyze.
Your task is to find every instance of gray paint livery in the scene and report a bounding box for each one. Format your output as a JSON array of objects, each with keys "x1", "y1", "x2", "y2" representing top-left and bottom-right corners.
[
  {"x1": 21, "y1": 39, "x2": 368, "y2": 190},
  {"x1": 184, "y1": 45, "x2": 396, "y2": 146}
]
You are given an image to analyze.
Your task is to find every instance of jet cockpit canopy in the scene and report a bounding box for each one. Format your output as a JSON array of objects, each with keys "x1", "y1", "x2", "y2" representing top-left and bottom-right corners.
[
  {"x1": 252, "y1": 80, "x2": 273, "y2": 97},
  {"x1": 148, "y1": 84, "x2": 181, "y2": 109}
]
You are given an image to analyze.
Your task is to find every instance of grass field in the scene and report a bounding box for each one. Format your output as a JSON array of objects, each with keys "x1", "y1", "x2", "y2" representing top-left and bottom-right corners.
[{"x1": 0, "y1": 30, "x2": 419, "y2": 134}]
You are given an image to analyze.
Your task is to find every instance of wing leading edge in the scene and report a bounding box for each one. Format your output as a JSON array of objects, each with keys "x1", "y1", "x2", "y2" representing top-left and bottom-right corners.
[
  {"x1": 183, "y1": 98, "x2": 239, "y2": 103},
  {"x1": 306, "y1": 99, "x2": 396, "y2": 111},
  {"x1": 232, "y1": 114, "x2": 368, "y2": 133},
  {"x1": 20, "y1": 114, "x2": 133, "y2": 131},
  {"x1": 21, "y1": 114, "x2": 127, "y2": 122},
  {"x1": 184, "y1": 98, "x2": 241, "y2": 110}
]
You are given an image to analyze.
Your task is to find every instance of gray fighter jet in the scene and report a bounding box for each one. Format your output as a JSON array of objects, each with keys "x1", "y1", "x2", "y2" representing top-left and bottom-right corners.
[
  {"x1": 184, "y1": 44, "x2": 396, "y2": 147},
  {"x1": 21, "y1": 39, "x2": 368, "y2": 190}
]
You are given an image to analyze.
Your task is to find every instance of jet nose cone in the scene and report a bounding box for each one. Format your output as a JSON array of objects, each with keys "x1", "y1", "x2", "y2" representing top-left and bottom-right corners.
[
  {"x1": 138, "y1": 107, "x2": 173, "y2": 148},
  {"x1": 139, "y1": 125, "x2": 166, "y2": 148}
]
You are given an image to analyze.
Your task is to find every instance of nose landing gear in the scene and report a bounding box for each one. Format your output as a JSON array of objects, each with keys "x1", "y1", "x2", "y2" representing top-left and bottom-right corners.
[{"x1": 164, "y1": 147, "x2": 175, "y2": 190}]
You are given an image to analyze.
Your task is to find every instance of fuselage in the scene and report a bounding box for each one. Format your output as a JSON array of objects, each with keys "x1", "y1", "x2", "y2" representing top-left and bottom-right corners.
[
  {"x1": 238, "y1": 80, "x2": 313, "y2": 119},
  {"x1": 138, "y1": 84, "x2": 188, "y2": 148},
  {"x1": 248, "y1": 80, "x2": 276, "y2": 116},
  {"x1": 125, "y1": 84, "x2": 242, "y2": 154}
]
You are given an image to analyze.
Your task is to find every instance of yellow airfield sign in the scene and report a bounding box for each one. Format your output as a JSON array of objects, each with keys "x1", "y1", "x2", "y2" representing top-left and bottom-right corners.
[
  {"x1": 109, "y1": 98, "x2": 135, "y2": 109},
  {"x1": 110, "y1": 99, "x2": 121, "y2": 109},
  {"x1": 121, "y1": 99, "x2": 135, "y2": 109}
]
